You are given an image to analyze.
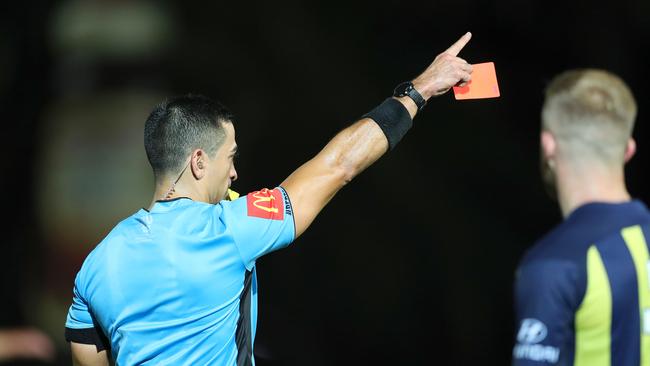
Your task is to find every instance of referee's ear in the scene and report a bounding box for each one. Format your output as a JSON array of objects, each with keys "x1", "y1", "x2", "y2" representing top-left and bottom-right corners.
[
  {"x1": 540, "y1": 131, "x2": 557, "y2": 161},
  {"x1": 190, "y1": 148, "x2": 208, "y2": 180}
]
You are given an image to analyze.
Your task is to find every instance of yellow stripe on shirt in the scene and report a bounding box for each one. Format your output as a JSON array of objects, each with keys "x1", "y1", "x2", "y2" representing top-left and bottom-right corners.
[{"x1": 575, "y1": 245, "x2": 612, "y2": 366}]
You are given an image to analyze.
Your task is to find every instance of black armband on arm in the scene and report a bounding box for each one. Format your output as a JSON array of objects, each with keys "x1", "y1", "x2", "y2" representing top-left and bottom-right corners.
[
  {"x1": 362, "y1": 98, "x2": 413, "y2": 150},
  {"x1": 65, "y1": 326, "x2": 110, "y2": 352}
]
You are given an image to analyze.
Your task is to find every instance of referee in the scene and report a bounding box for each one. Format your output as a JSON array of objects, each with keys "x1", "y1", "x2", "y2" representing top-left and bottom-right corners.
[
  {"x1": 64, "y1": 33, "x2": 473, "y2": 365},
  {"x1": 512, "y1": 70, "x2": 650, "y2": 365}
]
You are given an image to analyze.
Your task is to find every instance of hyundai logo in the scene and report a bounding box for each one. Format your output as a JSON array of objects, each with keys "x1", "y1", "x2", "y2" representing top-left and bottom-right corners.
[{"x1": 517, "y1": 318, "x2": 548, "y2": 344}]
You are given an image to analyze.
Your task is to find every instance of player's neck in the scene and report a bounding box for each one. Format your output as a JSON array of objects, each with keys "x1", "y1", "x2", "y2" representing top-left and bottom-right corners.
[{"x1": 556, "y1": 161, "x2": 630, "y2": 218}]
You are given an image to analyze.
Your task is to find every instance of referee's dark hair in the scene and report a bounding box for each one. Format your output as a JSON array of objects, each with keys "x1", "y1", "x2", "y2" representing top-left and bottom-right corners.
[{"x1": 144, "y1": 94, "x2": 235, "y2": 178}]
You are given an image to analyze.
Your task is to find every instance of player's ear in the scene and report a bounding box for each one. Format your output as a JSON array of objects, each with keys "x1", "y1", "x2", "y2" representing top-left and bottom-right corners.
[
  {"x1": 540, "y1": 131, "x2": 556, "y2": 161},
  {"x1": 190, "y1": 149, "x2": 207, "y2": 179},
  {"x1": 624, "y1": 138, "x2": 636, "y2": 163}
]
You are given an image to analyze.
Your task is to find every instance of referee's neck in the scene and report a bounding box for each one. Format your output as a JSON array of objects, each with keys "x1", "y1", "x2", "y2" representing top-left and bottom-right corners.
[{"x1": 149, "y1": 178, "x2": 205, "y2": 209}]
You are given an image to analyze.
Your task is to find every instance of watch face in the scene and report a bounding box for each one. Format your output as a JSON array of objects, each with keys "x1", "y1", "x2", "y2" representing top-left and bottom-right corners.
[{"x1": 394, "y1": 82, "x2": 412, "y2": 97}]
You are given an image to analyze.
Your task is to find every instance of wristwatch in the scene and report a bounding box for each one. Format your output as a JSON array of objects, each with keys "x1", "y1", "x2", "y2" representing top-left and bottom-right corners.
[{"x1": 393, "y1": 81, "x2": 426, "y2": 111}]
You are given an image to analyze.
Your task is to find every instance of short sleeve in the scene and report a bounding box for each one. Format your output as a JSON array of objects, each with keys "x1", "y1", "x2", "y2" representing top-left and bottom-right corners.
[
  {"x1": 65, "y1": 275, "x2": 110, "y2": 351},
  {"x1": 512, "y1": 259, "x2": 583, "y2": 366},
  {"x1": 65, "y1": 278, "x2": 94, "y2": 329},
  {"x1": 221, "y1": 186, "x2": 296, "y2": 269}
]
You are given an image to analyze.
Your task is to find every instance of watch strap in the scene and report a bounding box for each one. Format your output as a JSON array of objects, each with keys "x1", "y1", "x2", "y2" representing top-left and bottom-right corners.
[{"x1": 394, "y1": 82, "x2": 426, "y2": 111}]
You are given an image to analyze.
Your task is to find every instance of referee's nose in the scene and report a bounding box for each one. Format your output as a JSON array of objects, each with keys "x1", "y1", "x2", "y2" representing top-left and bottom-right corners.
[{"x1": 230, "y1": 166, "x2": 238, "y2": 182}]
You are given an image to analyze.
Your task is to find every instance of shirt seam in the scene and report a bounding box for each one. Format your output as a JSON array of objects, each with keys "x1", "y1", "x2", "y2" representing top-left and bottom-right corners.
[{"x1": 277, "y1": 185, "x2": 297, "y2": 241}]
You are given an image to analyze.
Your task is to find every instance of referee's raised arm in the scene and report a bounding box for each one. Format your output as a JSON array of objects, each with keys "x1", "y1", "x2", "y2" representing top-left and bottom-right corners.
[{"x1": 281, "y1": 32, "x2": 473, "y2": 238}]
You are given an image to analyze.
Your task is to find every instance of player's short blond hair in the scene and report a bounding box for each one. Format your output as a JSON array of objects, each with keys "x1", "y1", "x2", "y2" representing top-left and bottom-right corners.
[{"x1": 542, "y1": 69, "x2": 637, "y2": 163}]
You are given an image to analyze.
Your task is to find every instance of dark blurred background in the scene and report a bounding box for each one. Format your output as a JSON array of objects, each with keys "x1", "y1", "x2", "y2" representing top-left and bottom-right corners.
[{"x1": 2, "y1": 0, "x2": 650, "y2": 365}]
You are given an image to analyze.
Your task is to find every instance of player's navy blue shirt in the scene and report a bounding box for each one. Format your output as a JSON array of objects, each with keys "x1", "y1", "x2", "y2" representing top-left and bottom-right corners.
[
  {"x1": 513, "y1": 200, "x2": 650, "y2": 366},
  {"x1": 65, "y1": 187, "x2": 295, "y2": 365}
]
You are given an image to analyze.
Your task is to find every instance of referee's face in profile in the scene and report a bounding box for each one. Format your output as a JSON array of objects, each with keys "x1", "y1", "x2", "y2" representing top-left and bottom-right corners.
[{"x1": 206, "y1": 121, "x2": 238, "y2": 203}]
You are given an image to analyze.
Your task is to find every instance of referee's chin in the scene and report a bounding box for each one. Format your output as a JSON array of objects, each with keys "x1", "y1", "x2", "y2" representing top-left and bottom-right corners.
[{"x1": 220, "y1": 188, "x2": 230, "y2": 202}]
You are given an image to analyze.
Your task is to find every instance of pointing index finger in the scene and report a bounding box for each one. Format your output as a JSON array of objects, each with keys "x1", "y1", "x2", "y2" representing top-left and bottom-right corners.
[{"x1": 445, "y1": 32, "x2": 472, "y2": 56}]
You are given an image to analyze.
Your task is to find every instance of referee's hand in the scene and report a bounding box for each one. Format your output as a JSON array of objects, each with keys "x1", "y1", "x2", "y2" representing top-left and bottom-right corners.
[{"x1": 413, "y1": 32, "x2": 473, "y2": 99}]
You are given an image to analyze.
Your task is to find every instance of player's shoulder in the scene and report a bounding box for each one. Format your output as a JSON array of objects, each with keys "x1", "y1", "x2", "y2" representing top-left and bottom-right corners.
[
  {"x1": 515, "y1": 218, "x2": 593, "y2": 299},
  {"x1": 514, "y1": 223, "x2": 590, "y2": 311},
  {"x1": 516, "y1": 240, "x2": 583, "y2": 288},
  {"x1": 519, "y1": 220, "x2": 590, "y2": 270}
]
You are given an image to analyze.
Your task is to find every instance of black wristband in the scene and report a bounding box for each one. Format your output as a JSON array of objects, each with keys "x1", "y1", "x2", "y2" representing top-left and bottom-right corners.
[{"x1": 362, "y1": 98, "x2": 413, "y2": 150}]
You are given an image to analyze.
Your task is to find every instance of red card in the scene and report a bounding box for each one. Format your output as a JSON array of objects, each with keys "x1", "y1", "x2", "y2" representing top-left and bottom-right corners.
[{"x1": 453, "y1": 62, "x2": 500, "y2": 100}]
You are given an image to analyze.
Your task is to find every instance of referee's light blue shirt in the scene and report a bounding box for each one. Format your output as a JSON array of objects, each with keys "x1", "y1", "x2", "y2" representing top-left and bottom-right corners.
[{"x1": 65, "y1": 187, "x2": 295, "y2": 365}]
